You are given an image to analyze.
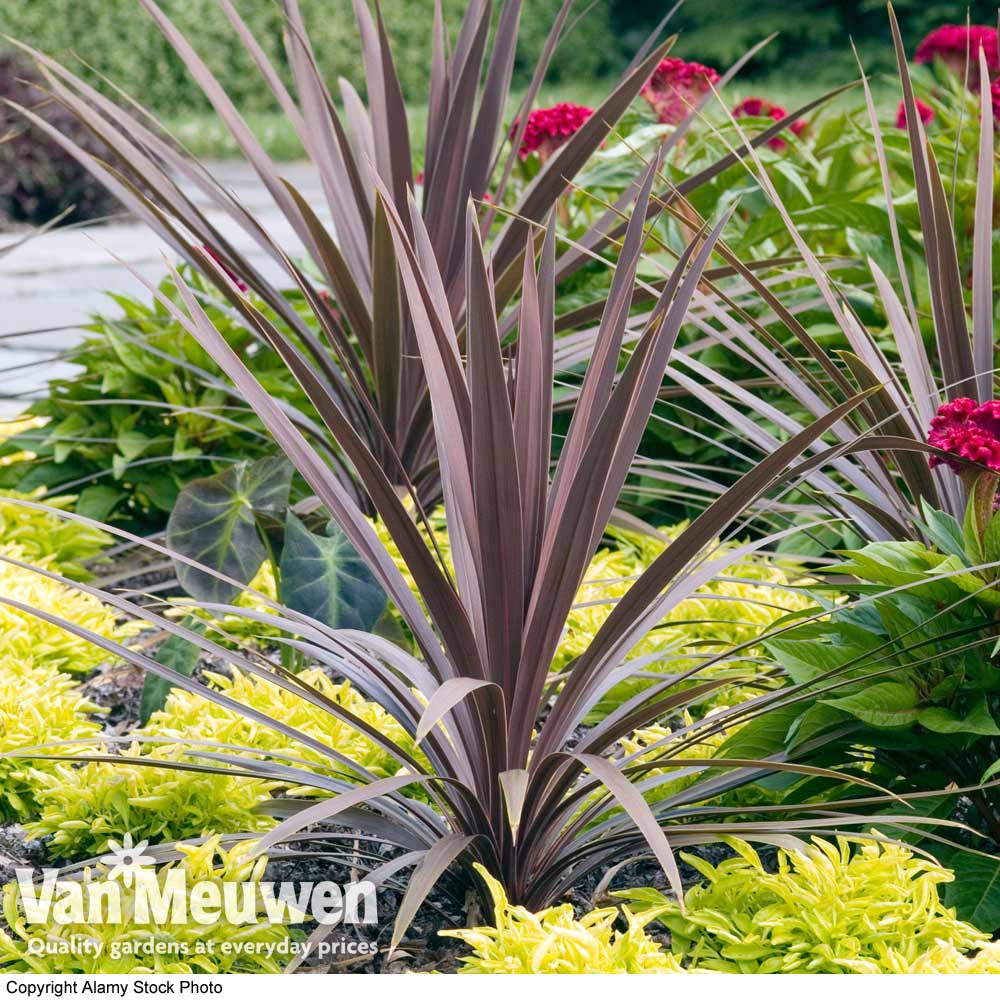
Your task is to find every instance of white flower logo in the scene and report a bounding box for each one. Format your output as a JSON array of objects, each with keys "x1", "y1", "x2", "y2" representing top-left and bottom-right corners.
[{"x1": 99, "y1": 834, "x2": 157, "y2": 887}]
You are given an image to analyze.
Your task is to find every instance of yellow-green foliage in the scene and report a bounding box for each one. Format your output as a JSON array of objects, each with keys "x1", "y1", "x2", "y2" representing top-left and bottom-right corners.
[
  {"x1": 560, "y1": 525, "x2": 811, "y2": 714},
  {"x1": 0, "y1": 417, "x2": 41, "y2": 468},
  {"x1": 442, "y1": 864, "x2": 684, "y2": 974},
  {"x1": 619, "y1": 837, "x2": 1000, "y2": 974},
  {"x1": 0, "y1": 544, "x2": 141, "y2": 674},
  {"x1": 618, "y1": 710, "x2": 773, "y2": 808},
  {"x1": 0, "y1": 489, "x2": 111, "y2": 580},
  {"x1": 375, "y1": 515, "x2": 811, "y2": 715},
  {"x1": 0, "y1": 837, "x2": 292, "y2": 973},
  {"x1": 28, "y1": 667, "x2": 426, "y2": 857},
  {"x1": 0, "y1": 658, "x2": 104, "y2": 821}
]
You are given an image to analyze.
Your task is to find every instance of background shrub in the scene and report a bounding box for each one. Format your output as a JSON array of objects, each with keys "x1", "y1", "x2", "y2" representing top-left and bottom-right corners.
[
  {"x1": 0, "y1": 0, "x2": 613, "y2": 119},
  {"x1": 0, "y1": 49, "x2": 120, "y2": 225},
  {"x1": 614, "y1": 0, "x2": 1000, "y2": 85}
]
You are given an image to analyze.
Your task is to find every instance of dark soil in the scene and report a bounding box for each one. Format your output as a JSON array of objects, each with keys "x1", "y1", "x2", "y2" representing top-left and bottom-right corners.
[{"x1": 0, "y1": 826, "x2": 45, "y2": 885}]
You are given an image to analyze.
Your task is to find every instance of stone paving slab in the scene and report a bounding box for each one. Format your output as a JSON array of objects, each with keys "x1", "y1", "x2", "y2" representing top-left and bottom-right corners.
[{"x1": 0, "y1": 161, "x2": 326, "y2": 418}]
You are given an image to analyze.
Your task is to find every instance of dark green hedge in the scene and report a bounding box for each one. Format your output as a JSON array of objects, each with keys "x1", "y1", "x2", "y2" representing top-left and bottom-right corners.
[
  {"x1": 0, "y1": 0, "x2": 615, "y2": 117},
  {"x1": 613, "y1": 0, "x2": 1000, "y2": 85}
]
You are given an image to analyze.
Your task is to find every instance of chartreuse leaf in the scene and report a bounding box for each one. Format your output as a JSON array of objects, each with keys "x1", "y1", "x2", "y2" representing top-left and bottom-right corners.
[
  {"x1": 820, "y1": 681, "x2": 919, "y2": 728},
  {"x1": 139, "y1": 618, "x2": 206, "y2": 725},
  {"x1": 166, "y1": 456, "x2": 292, "y2": 602},
  {"x1": 279, "y1": 511, "x2": 387, "y2": 631}
]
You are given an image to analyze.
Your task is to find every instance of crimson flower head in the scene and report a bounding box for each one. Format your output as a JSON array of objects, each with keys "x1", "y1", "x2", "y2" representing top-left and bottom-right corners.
[
  {"x1": 895, "y1": 98, "x2": 935, "y2": 130},
  {"x1": 513, "y1": 103, "x2": 593, "y2": 162},
  {"x1": 927, "y1": 397, "x2": 1000, "y2": 473},
  {"x1": 731, "y1": 97, "x2": 806, "y2": 150},
  {"x1": 640, "y1": 57, "x2": 720, "y2": 125},
  {"x1": 915, "y1": 25, "x2": 1000, "y2": 88}
]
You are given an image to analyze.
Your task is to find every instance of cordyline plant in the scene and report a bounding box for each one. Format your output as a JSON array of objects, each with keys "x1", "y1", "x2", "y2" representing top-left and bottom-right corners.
[
  {"x1": 3, "y1": 0, "x2": 673, "y2": 512},
  {"x1": 643, "y1": 6, "x2": 998, "y2": 543},
  {"x1": 1, "y1": 172, "x2": 922, "y2": 954},
  {"x1": 4, "y1": 0, "x2": 845, "y2": 521}
]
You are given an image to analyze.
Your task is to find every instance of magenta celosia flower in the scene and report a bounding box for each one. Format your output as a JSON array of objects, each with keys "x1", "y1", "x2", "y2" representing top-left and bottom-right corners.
[
  {"x1": 915, "y1": 25, "x2": 1000, "y2": 88},
  {"x1": 895, "y1": 98, "x2": 935, "y2": 129},
  {"x1": 731, "y1": 97, "x2": 807, "y2": 150},
  {"x1": 513, "y1": 103, "x2": 593, "y2": 162},
  {"x1": 640, "y1": 57, "x2": 720, "y2": 125},
  {"x1": 927, "y1": 397, "x2": 1000, "y2": 472}
]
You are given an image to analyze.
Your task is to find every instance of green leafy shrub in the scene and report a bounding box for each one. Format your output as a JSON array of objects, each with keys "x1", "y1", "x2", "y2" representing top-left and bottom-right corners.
[
  {"x1": 0, "y1": 271, "x2": 313, "y2": 527},
  {"x1": 0, "y1": 836, "x2": 292, "y2": 973},
  {"x1": 442, "y1": 864, "x2": 684, "y2": 974},
  {"x1": 1, "y1": 0, "x2": 611, "y2": 118},
  {"x1": 0, "y1": 48, "x2": 119, "y2": 225},
  {"x1": 619, "y1": 837, "x2": 1000, "y2": 974},
  {"x1": 0, "y1": 544, "x2": 141, "y2": 673},
  {"x1": 28, "y1": 667, "x2": 427, "y2": 857},
  {"x1": 0, "y1": 490, "x2": 110, "y2": 580},
  {"x1": 0, "y1": 658, "x2": 103, "y2": 821},
  {"x1": 760, "y1": 486, "x2": 1000, "y2": 920}
]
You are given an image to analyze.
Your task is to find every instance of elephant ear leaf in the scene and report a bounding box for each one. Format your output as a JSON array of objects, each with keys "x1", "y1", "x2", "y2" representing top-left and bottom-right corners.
[
  {"x1": 279, "y1": 510, "x2": 387, "y2": 630},
  {"x1": 166, "y1": 456, "x2": 293, "y2": 602}
]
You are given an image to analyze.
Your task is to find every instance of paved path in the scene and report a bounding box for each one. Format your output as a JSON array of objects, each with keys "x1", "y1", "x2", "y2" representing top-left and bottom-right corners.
[{"x1": 0, "y1": 161, "x2": 324, "y2": 417}]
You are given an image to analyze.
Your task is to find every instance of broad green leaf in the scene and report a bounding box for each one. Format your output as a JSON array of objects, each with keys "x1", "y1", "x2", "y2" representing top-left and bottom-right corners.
[
  {"x1": 766, "y1": 631, "x2": 881, "y2": 687},
  {"x1": 139, "y1": 618, "x2": 205, "y2": 725},
  {"x1": 75, "y1": 484, "x2": 127, "y2": 522},
  {"x1": 918, "y1": 696, "x2": 1000, "y2": 737},
  {"x1": 838, "y1": 540, "x2": 951, "y2": 588},
  {"x1": 279, "y1": 511, "x2": 387, "y2": 631},
  {"x1": 788, "y1": 701, "x2": 852, "y2": 747},
  {"x1": 983, "y1": 509, "x2": 1000, "y2": 569},
  {"x1": 715, "y1": 703, "x2": 801, "y2": 759},
  {"x1": 918, "y1": 501, "x2": 966, "y2": 560},
  {"x1": 820, "y1": 681, "x2": 918, "y2": 728},
  {"x1": 945, "y1": 852, "x2": 1000, "y2": 932},
  {"x1": 166, "y1": 456, "x2": 292, "y2": 602},
  {"x1": 964, "y1": 473, "x2": 1000, "y2": 564},
  {"x1": 933, "y1": 553, "x2": 1000, "y2": 609}
]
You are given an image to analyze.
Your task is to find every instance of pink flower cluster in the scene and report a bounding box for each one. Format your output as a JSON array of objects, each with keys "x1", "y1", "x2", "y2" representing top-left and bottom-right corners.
[
  {"x1": 915, "y1": 24, "x2": 1000, "y2": 88},
  {"x1": 927, "y1": 398, "x2": 1000, "y2": 472},
  {"x1": 514, "y1": 103, "x2": 593, "y2": 161},
  {"x1": 731, "y1": 97, "x2": 807, "y2": 150},
  {"x1": 895, "y1": 98, "x2": 935, "y2": 129},
  {"x1": 640, "y1": 57, "x2": 720, "y2": 125}
]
